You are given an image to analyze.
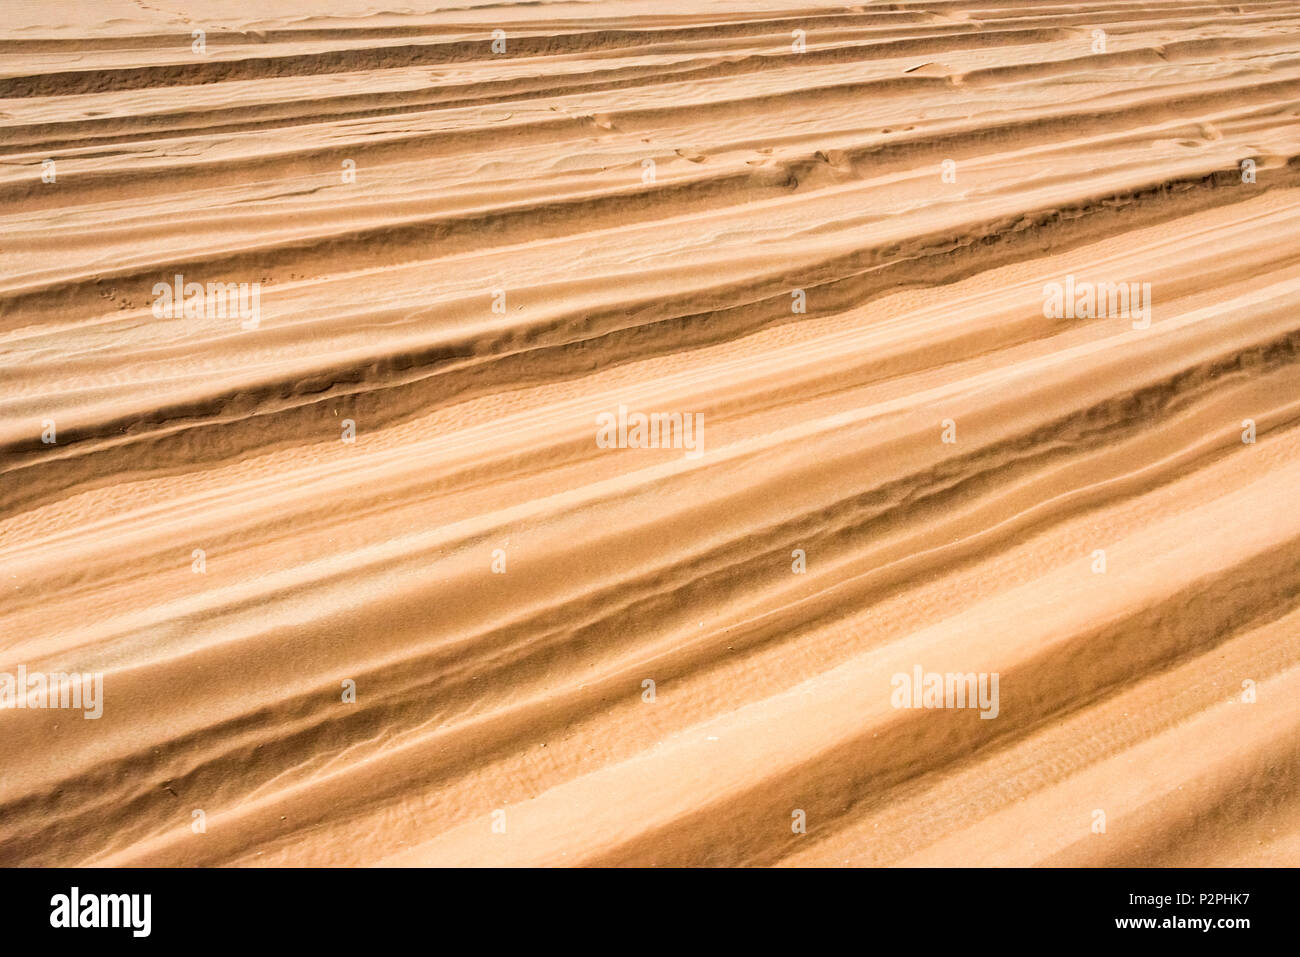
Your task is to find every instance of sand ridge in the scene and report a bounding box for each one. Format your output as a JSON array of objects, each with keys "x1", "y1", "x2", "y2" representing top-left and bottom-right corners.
[{"x1": 1, "y1": 0, "x2": 1299, "y2": 866}]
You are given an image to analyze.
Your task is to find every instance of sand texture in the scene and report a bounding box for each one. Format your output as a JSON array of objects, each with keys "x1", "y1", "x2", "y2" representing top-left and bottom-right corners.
[{"x1": 2, "y1": 0, "x2": 1299, "y2": 866}]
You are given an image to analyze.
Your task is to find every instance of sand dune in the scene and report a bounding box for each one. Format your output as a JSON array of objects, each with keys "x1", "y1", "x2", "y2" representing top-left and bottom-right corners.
[{"x1": 1, "y1": 0, "x2": 1298, "y2": 867}]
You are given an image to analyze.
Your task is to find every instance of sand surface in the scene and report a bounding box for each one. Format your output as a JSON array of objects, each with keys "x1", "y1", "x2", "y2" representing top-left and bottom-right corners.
[{"x1": 2, "y1": 0, "x2": 1299, "y2": 866}]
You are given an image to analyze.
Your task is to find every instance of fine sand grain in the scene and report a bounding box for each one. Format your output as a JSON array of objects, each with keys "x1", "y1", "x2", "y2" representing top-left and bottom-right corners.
[{"x1": 2, "y1": 0, "x2": 1299, "y2": 866}]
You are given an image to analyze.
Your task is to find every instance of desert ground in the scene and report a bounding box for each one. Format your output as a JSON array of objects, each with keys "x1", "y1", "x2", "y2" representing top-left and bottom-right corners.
[{"x1": 2, "y1": 0, "x2": 1299, "y2": 866}]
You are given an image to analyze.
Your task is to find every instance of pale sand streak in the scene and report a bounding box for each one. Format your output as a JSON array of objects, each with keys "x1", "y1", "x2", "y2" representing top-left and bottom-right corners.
[{"x1": 1, "y1": 0, "x2": 1298, "y2": 866}]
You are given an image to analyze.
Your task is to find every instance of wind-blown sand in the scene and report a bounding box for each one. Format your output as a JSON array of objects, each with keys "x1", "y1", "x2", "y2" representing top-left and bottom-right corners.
[{"x1": 2, "y1": 0, "x2": 1299, "y2": 867}]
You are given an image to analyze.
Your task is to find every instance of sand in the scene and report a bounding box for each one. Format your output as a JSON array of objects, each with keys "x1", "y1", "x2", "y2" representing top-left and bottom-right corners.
[{"x1": 1, "y1": 0, "x2": 1298, "y2": 867}]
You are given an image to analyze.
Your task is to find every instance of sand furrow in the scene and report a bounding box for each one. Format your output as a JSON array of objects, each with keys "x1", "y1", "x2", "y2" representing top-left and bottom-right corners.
[{"x1": 1, "y1": 0, "x2": 1296, "y2": 868}]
